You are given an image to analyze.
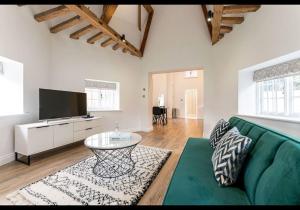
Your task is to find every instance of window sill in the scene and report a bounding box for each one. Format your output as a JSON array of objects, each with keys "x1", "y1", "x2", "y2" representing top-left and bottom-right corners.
[
  {"x1": 236, "y1": 114, "x2": 300, "y2": 124},
  {"x1": 0, "y1": 112, "x2": 29, "y2": 119}
]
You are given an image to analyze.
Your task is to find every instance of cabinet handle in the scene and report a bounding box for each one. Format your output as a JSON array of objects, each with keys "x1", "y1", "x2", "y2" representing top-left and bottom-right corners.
[
  {"x1": 58, "y1": 123, "x2": 69, "y2": 126},
  {"x1": 86, "y1": 128, "x2": 92, "y2": 130},
  {"x1": 36, "y1": 125, "x2": 50, "y2": 129}
]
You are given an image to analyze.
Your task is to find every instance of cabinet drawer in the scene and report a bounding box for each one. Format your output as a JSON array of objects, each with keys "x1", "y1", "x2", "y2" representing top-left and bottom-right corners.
[
  {"x1": 53, "y1": 123, "x2": 74, "y2": 147},
  {"x1": 28, "y1": 126, "x2": 54, "y2": 155},
  {"x1": 74, "y1": 130, "x2": 86, "y2": 142},
  {"x1": 73, "y1": 118, "x2": 102, "y2": 131}
]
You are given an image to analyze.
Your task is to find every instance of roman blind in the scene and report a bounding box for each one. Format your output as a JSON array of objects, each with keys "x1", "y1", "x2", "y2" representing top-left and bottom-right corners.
[
  {"x1": 253, "y1": 58, "x2": 300, "y2": 82},
  {"x1": 85, "y1": 79, "x2": 117, "y2": 90}
]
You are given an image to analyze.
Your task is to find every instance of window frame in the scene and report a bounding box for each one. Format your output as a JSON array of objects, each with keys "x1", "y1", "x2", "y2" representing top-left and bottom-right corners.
[
  {"x1": 256, "y1": 74, "x2": 300, "y2": 118},
  {"x1": 85, "y1": 80, "x2": 120, "y2": 112}
]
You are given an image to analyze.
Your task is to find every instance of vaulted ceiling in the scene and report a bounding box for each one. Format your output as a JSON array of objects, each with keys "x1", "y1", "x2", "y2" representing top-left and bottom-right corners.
[{"x1": 20, "y1": 5, "x2": 261, "y2": 57}]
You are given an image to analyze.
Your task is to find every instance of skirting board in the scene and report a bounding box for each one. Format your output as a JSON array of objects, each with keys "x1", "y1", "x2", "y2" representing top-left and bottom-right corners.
[{"x1": 0, "y1": 153, "x2": 15, "y2": 166}]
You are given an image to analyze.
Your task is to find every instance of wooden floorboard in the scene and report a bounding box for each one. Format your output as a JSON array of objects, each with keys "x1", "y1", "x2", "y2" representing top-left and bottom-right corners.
[{"x1": 0, "y1": 118, "x2": 203, "y2": 205}]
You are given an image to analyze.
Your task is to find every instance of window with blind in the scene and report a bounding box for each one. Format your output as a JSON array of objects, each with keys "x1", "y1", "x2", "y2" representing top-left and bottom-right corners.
[
  {"x1": 254, "y1": 58, "x2": 300, "y2": 117},
  {"x1": 0, "y1": 56, "x2": 23, "y2": 116},
  {"x1": 85, "y1": 79, "x2": 120, "y2": 111}
]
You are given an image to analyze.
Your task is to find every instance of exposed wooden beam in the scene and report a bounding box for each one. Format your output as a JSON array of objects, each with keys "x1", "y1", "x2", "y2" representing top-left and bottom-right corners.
[
  {"x1": 65, "y1": 5, "x2": 141, "y2": 57},
  {"x1": 223, "y1": 5, "x2": 261, "y2": 14},
  {"x1": 87, "y1": 32, "x2": 105, "y2": 44},
  {"x1": 219, "y1": 33, "x2": 224, "y2": 40},
  {"x1": 221, "y1": 16, "x2": 244, "y2": 24},
  {"x1": 143, "y1": 5, "x2": 154, "y2": 13},
  {"x1": 101, "y1": 5, "x2": 118, "y2": 24},
  {"x1": 34, "y1": 5, "x2": 70, "y2": 22},
  {"x1": 211, "y1": 5, "x2": 224, "y2": 45},
  {"x1": 122, "y1": 48, "x2": 128, "y2": 53},
  {"x1": 101, "y1": 38, "x2": 114, "y2": 47},
  {"x1": 140, "y1": 8, "x2": 153, "y2": 56},
  {"x1": 138, "y1": 5, "x2": 141, "y2": 31},
  {"x1": 201, "y1": 5, "x2": 212, "y2": 39},
  {"x1": 50, "y1": 15, "x2": 82, "y2": 33},
  {"x1": 112, "y1": 43, "x2": 121, "y2": 51},
  {"x1": 220, "y1": 25, "x2": 232, "y2": 33},
  {"x1": 70, "y1": 24, "x2": 95, "y2": 39}
]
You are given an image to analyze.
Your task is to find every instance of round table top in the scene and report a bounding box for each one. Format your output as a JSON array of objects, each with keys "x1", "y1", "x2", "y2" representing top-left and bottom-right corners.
[{"x1": 84, "y1": 131, "x2": 142, "y2": 150}]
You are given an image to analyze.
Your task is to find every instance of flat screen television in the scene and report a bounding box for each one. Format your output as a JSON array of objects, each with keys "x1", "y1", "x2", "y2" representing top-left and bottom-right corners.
[{"x1": 39, "y1": 88, "x2": 87, "y2": 120}]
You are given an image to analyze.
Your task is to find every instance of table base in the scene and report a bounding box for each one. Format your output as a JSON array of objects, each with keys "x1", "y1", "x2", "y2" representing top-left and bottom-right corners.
[{"x1": 91, "y1": 145, "x2": 136, "y2": 178}]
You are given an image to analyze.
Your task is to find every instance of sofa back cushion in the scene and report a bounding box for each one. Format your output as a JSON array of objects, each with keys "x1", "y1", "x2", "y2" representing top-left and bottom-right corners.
[
  {"x1": 228, "y1": 117, "x2": 296, "y2": 204},
  {"x1": 254, "y1": 140, "x2": 300, "y2": 204}
]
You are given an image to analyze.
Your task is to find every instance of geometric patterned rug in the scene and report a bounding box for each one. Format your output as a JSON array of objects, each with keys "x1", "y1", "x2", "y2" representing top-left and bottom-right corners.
[{"x1": 6, "y1": 145, "x2": 171, "y2": 205}]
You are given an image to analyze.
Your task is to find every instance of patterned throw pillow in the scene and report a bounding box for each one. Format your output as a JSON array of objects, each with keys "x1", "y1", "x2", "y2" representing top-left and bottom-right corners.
[
  {"x1": 211, "y1": 127, "x2": 252, "y2": 186},
  {"x1": 209, "y1": 119, "x2": 230, "y2": 149}
]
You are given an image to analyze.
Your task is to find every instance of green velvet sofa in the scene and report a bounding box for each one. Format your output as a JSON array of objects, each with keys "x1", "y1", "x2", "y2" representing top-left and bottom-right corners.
[{"x1": 163, "y1": 116, "x2": 300, "y2": 205}]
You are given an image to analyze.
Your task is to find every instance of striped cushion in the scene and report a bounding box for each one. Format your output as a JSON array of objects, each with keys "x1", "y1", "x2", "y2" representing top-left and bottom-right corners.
[
  {"x1": 209, "y1": 119, "x2": 230, "y2": 149},
  {"x1": 212, "y1": 127, "x2": 252, "y2": 186}
]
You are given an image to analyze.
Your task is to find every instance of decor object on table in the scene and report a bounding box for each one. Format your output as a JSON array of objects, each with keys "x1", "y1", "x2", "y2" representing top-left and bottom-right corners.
[
  {"x1": 209, "y1": 119, "x2": 230, "y2": 149},
  {"x1": 6, "y1": 145, "x2": 171, "y2": 205}
]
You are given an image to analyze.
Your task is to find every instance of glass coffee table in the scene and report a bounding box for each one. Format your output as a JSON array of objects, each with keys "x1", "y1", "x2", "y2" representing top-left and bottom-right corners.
[{"x1": 84, "y1": 131, "x2": 142, "y2": 178}]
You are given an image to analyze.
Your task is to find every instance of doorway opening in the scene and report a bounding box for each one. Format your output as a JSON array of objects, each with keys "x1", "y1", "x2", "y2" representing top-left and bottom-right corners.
[{"x1": 150, "y1": 69, "x2": 204, "y2": 125}]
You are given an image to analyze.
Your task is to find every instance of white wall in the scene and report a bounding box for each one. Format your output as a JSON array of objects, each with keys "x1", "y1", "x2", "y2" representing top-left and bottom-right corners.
[
  {"x1": 204, "y1": 5, "x2": 300, "y2": 137},
  {"x1": 0, "y1": 5, "x2": 143, "y2": 166},
  {"x1": 0, "y1": 5, "x2": 52, "y2": 165},
  {"x1": 140, "y1": 5, "x2": 213, "y2": 131},
  {"x1": 49, "y1": 35, "x2": 142, "y2": 132}
]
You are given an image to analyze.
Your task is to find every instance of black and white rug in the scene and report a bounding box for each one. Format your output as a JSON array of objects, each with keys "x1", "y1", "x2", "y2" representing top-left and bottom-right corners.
[{"x1": 6, "y1": 145, "x2": 171, "y2": 205}]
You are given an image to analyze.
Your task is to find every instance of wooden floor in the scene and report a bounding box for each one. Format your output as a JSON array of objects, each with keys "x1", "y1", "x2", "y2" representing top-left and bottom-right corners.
[{"x1": 0, "y1": 118, "x2": 203, "y2": 205}]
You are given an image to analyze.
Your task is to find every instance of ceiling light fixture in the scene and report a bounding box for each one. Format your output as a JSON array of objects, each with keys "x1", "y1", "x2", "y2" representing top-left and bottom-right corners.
[
  {"x1": 207, "y1": 10, "x2": 213, "y2": 22},
  {"x1": 121, "y1": 34, "x2": 126, "y2": 43}
]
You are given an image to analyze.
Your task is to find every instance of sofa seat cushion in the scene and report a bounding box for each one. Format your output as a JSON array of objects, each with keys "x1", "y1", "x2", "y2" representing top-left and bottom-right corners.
[{"x1": 163, "y1": 138, "x2": 250, "y2": 205}]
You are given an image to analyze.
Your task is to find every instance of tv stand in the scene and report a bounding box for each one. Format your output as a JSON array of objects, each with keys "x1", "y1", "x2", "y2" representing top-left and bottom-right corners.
[{"x1": 15, "y1": 116, "x2": 104, "y2": 165}]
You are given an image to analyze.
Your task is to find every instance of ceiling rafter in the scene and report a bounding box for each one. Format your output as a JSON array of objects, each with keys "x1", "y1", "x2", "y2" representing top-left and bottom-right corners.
[
  {"x1": 202, "y1": 5, "x2": 260, "y2": 45},
  {"x1": 201, "y1": 5, "x2": 212, "y2": 38},
  {"x1": 140, "y1": 5, "x2": 154, "y2": 56},
  {"x1": 221, "y1": 16, "x2": 244, "y2": 24},
  {"x1": 138, "y1": 5, "x2": 141, "y2": 31},
  {"x1": 223, "y1": 5, "x2": 261, "y2": 14},
  {"x1": 70, "y1": 24, "x2": 95, "y2": 39},
  {"x1": 50, "y1": 16, "x2": 82, "y2": 33},
  {"x1": 65, "y1": 5, "x2": 141, "y2": 57},
  {"x1": 101, "y1": 5, "x2": 118, "y2": 24},
  {"x1": 34, "y1": 5, "x2": 70, "y2": 22},
  {"x1": 112, "y1": 43, "x2": 121, "y2": 51},
  {"x1": 211, "y1": 5, "x2": 224, "y2": 45},
  {"x1": 87, "y1": 32, "x2": 105, "y2": 44},
  {"x1": 31, "y1": 4, "x2": 154, "y2": 57},
  {"x1": 101, "y1": 38, "x2": 115, "y2": 47}
]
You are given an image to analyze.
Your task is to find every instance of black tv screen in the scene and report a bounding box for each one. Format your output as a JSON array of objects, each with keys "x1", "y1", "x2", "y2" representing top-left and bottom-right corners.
[{"x1": 39, "y1": 88, "x2": 87, "y2": 120}]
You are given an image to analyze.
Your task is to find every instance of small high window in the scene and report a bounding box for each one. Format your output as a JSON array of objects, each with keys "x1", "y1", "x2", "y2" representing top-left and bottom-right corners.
[{"x1": 85, "y1": 79, "x2": 120, "y2": 111}]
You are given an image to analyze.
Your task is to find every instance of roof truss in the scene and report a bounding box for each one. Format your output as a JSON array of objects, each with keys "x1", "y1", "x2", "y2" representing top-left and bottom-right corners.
[
  {"x1": 30, "y1": 5, "x2": 154, "y2": 57},
  {"x1": 201, "y1": 4, "x2": 260, "y2": 45}
]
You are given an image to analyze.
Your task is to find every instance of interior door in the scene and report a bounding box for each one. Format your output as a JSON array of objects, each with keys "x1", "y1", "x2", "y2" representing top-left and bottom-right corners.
[{"x1": 185, "y1": 89, "x2": 197, "y2": 119}]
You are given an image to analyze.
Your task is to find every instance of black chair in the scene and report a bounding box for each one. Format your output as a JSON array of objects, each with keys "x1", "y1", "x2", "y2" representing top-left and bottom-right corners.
[
  {"x1": 161, "y1": 107, "x2": 168, "y2": 125},
  {"x1": 153, "y1": 106, "x2": 163, "y2": 125}
]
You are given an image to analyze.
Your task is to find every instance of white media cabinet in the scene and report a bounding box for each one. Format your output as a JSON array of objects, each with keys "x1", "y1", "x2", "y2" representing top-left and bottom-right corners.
[{"x1": 15, "y1": 116, "x2": 104, "y2": 165}]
